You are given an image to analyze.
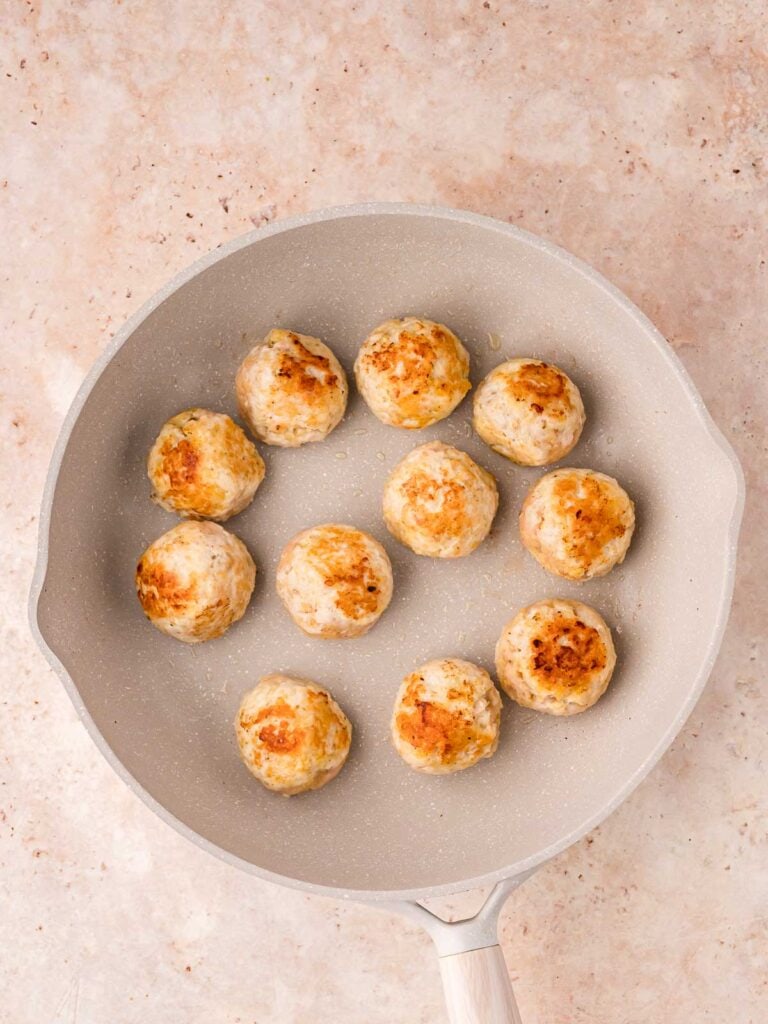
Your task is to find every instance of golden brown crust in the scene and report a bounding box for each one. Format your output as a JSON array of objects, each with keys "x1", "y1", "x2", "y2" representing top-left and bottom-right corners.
[
  {"x1": 235, "y1": 329, "x2": 348, "y2": 447},
  {"x1": 383, "y1": 441, "x2": 498, "y2": 558},
  {"x1": 243, "y1": 700, "x2": 305, "y2": 754},
  {"x1": 235, "y1": 675, "x2": 352, "y2": 795},
  {"x1": 390, "y1": 658, "x2": 501, "y2": 773},
  {"x1": 272, "y1": 331, "x2": 340, "y2": 398},
  {"x1": 519, "y1": 468, "x2": 635, "y2": 580},
  {"x1": 505, "y1": 361, "x2": 568, "y2": 413},
  {"x1": 550, "y1": 472, "x2": 628, "y2": 564},
  {"x1": 495, "y1": 599, "x2": 616, "y2": 715},
  {"x1": 135, "y1": 563, "x2": 192, "y2": 619},
  {"x1": 400, "y1": 470, "x2": 473, "y2": 548},
  {"x1": 135, "y1": 521, "x2": 255, "y2": 643},
  {"x1": 354, "y1": 318, "x2": 470, "y2": 429},
  {"x1": 526, "y1": 615, "x2": 606, "y2": 698},
  {"x1": 396, "y1": 676, "x2": 484, "y2": 761},
  {"x1": 363, "y1": 324, "x2": 467, "y2": 423},
  {"x1": 276, "y1": 523, "x2": 393, "y2": 638},
  {"x1": 154, "y1": 441, "x2": 223, "y2": 518},
  {"x1": 148, "y1": 408, "x2": 264, "y2": 521},
  {"x1": 159, "y1": 437, "x2": 200, "y2": 490},
  {"x1": 309, "y1": 524, "x2": 383, "y2": 620},
  {"x1": 473, "y1": 359, "x2": 585, "y2": 466}
]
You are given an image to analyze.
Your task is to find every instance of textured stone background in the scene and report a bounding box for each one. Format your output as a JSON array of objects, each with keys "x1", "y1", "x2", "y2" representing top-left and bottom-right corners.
[{"x1": 1, "y1": 2, "x2": 766, "y2": 1021}]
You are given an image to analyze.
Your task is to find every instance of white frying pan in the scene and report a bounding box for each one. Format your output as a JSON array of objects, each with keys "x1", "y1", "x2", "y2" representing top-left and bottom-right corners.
[{"x1": 30, "y1": 204, "x2": 743, "y2": 1022}]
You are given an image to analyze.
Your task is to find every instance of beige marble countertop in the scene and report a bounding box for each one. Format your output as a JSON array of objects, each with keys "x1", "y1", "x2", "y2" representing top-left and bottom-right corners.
[{"x1": 2, "y1": 3, "x2": 766, "y2": 1021}]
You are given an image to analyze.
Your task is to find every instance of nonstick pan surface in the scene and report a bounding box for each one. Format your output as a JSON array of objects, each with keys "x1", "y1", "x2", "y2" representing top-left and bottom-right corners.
[{"x1": 31, "y1": 204, "x2": 743, "y2": 901}]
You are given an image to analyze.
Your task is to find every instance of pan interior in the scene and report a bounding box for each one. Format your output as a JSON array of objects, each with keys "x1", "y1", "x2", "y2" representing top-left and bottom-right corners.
[{"x1": 36, "y1": 210, "x2": 740, "y2": 895}]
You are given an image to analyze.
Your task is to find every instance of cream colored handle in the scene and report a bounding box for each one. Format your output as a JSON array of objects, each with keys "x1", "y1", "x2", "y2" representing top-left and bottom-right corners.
[{"x1": 438, "y1": 945, "x2": 522, "y2": 1024}]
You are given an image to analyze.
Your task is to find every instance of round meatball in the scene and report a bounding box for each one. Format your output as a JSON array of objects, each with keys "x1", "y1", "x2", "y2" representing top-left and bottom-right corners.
[
  {"x1": 147, "y1": 408, "x2": 265, "y2": 521},
  {"x1": 276, "y1": 524, "x2": 393, "y2": 638},
  {"x1": 519, "y1": 468, "x2": 635, "y2": 580},
  {"x1": 354, "y1": 317, "x2": 471, "y2": 429},
  {"x1": 383, "y1": 441, "x2": 498, "y2": 558},
  {"x1": 235, "y1": 674, "x2": 352, "y2": 795},
  {"x1": 495, "y1": 599, "x2": 616, "y2": 716},
  {"x1": 473, "y1": 359, "x2": 585, "y2": 466},
  {"x1": 235, "y1": 328, "x2": 348, "y2": 446},
  {"x1": 135, "y1": 521, "x2": 255, "y2": 643},
  {"x1": 391, "y1": 658, "x2": 502, "y2": 774}
]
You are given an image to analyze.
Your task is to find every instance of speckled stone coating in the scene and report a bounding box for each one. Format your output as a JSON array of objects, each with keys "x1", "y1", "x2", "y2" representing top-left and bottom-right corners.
[{"x1": 34, "y1": 207, "x2": 741, "y2": 903}]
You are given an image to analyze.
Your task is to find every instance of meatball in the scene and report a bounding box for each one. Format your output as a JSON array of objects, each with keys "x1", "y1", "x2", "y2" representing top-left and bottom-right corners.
[
  {"x1": 147, "y1": 408, "x2": 265, "y2": 521},
  {"x1": 235, "y1": 674, "x2": 352, "y2": 795},
  {"x1": 519, "y1": 467, "x2": 635, "y2": 580},
  {"x1": 383, "y1": 441, "x2": 498, "y2": 558},
  {"x1": 235, "y1": 328, "x2": 348, "y2": 446},
  {"x1": 135, "y1": 521, "x2": 255, "y2": 643},
  {"x1": 473, "y1": 359, "x2": 585, "y2": 466},
  {"x1": 354, "y1": 317, "x2": 471, "y2": 428},
  {"x1": 495, "y1": 599, "x2": 616, "y2": 716},
  {"x1": 276, "y1": 523, "x2": 393, "y2": 638},
  {"x1": 391, "y1": 658, "x2": 502, "y2": 774}
]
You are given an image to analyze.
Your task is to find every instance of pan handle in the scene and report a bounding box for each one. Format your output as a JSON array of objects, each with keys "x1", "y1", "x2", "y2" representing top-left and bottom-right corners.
[
  {"x1": 439, "y1": 945, "x2": 522, "y2": 1024},
  {"x1": 385, "y1": 874, "x2": 532, "y2": 1023}
]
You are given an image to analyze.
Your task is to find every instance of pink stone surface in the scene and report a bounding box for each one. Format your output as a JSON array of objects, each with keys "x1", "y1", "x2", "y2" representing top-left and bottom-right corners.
[{"x1": 1, "y1": 3, "x2": 766, "y2": 1022}]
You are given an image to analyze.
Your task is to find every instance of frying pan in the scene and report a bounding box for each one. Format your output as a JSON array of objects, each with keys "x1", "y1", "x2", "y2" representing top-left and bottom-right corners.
[{"x1": 30, "y1": 204, "x2": 744, "y2": 1022}]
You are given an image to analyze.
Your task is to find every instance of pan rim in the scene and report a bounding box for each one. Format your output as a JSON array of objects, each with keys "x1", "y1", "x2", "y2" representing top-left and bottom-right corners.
[{"x1": 28, "y1": 202, "x2": 745, "y2": 902}]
